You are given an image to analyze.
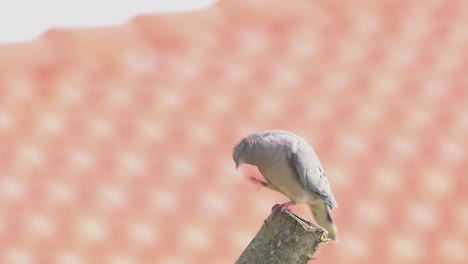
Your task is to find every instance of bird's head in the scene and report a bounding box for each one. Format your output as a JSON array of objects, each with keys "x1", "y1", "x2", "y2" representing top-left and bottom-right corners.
[{"x1": 233, "y1": 139, "x2": 248, "y2": 169}]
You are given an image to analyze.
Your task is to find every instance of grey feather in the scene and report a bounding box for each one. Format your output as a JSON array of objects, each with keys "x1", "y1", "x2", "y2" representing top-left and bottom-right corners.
[
  {"x1": 309, "y1": 200, "x2": 338, "y2": 240},
  {"x1": 289, "y1": 150, "x2": 338, "y2": 208},
  {"x1": 257, "y1": 130, "x2": 337, "y2": 208}
]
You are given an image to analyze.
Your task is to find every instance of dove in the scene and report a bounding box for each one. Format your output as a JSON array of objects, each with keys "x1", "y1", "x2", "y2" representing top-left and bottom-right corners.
[{"x1": 233, "y1": 130, "x2": 338, "y2": 240}]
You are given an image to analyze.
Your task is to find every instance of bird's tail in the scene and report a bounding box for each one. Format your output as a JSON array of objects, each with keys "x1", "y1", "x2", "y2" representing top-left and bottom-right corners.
[{"x1": 308, "y1": 200, "x2": 338, "y2": 241}]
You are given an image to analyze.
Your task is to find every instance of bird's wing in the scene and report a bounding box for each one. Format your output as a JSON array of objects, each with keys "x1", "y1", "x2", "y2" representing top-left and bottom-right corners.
[{"x1": 287, "y1": 137, "x2": 338, "y2": 208}]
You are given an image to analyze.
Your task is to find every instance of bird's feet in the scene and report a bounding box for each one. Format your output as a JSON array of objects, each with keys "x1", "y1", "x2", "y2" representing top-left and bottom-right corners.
[{"x1": 271, "y1": 201, "x2": 296, "y2": 215}]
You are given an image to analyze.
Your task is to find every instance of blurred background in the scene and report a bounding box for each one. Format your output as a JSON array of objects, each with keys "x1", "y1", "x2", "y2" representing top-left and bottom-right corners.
[{"x1": 0, "y1": 0, "x2": 467, "y2": 263}]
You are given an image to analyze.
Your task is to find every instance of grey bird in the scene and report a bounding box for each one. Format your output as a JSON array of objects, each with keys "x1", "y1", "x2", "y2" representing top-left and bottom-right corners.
[{"x1": 233, "y1": 130, "x2": 338, "y2": 240}]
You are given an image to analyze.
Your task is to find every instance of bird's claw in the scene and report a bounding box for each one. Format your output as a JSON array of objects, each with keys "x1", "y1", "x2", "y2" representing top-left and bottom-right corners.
[{"x1": 271, "y1": 201, "x2": 296, "y2": 216}]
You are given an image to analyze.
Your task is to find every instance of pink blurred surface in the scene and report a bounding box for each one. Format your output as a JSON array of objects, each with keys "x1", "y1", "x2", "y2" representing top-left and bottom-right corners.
[{"x1": 0, "y1": 0, "x2": 467, "y2": 263}]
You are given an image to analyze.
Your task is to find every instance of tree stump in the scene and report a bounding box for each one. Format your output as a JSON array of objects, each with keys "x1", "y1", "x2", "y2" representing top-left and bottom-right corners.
[{"x1": 235, "y1": 210, "x2": 328, "y2": 264}]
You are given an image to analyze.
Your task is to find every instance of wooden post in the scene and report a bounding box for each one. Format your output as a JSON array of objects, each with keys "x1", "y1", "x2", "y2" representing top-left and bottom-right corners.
[{"x1": 235, "y1": 210, "x2": 328, "y2": 264}]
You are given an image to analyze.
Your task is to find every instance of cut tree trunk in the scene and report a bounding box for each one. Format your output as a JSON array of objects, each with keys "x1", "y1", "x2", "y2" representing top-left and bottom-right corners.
[{"x1": 235, "y1": 210, "x2": 328, "y2": 264}]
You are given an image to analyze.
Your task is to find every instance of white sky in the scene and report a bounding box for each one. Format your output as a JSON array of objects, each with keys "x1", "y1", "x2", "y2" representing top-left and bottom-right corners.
[{"x1": 0, "y1": 0, "x2": 217, "y2": 44}]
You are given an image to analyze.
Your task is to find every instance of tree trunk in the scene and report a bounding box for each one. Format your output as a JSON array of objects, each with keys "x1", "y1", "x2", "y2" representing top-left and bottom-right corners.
[{"x1": 235, "y1": 210, "x2": 328, "y2": 264}]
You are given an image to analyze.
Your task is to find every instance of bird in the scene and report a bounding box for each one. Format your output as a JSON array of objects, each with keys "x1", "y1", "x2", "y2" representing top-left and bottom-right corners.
[{"x1": 233, "y1": 130, "x2": 338, "y2": 240}]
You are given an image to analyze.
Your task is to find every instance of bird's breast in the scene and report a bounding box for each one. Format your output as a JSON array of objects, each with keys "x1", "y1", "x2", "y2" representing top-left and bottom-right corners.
[{"x1": 256, "y1": 155, "x2": 317, "y2": 203}]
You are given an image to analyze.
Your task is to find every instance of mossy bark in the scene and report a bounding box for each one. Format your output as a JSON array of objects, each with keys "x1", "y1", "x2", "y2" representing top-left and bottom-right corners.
[{"x1": 235, "y1": 210, "x2": 328, "y2": 264}]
